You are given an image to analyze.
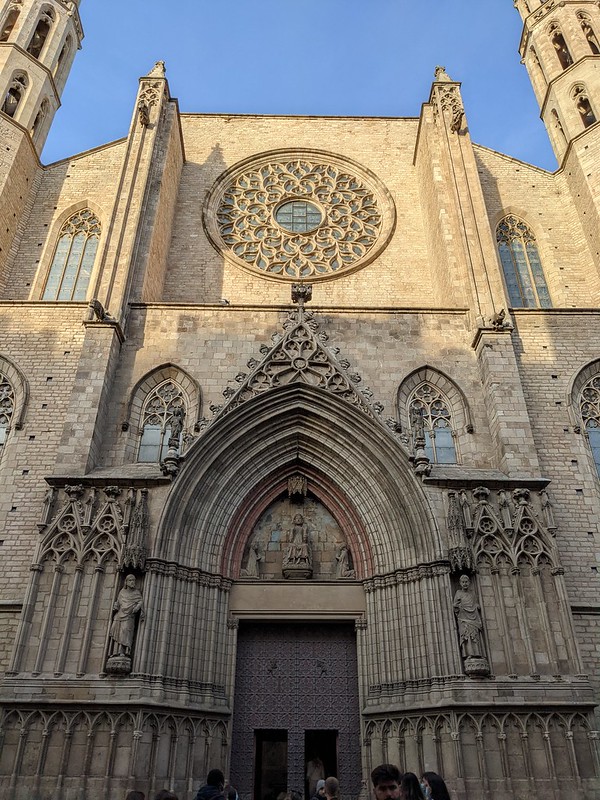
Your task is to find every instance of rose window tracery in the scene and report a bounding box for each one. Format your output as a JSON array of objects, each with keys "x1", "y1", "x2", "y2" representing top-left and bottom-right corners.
[{"x1": 204, "y1": 152, "x2": 395, "y2": 281}]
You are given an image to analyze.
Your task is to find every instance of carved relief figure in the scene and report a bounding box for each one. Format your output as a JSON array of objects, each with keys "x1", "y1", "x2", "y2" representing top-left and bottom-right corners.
[
  {"x1": 284, "y1": 513, "x2": 311, "y2": 567},
  {"x1": 453, "y1": 574, "x2": 484, "y2": 658},
  {"x1": 335, "y1": 544, "x2": 355, "y2": 578},
  {"x1": 241, "y1": 540, "x2": 262, "y2": 578},
  {"x1": 109, "y1": 574, "x2": 144, "y2": 657}
]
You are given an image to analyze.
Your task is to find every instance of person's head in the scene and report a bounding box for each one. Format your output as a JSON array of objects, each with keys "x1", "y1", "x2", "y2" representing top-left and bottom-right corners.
[
  {"x1": 206, "y1": 769, "x2": 225, "y2": 789},
  {"x1": 154, "y1": 792, "x2": 177, "y2": 800},
  {"x1": 126, "y1": 792, "x2": 145, "y2": 800},
  {"x1": 421, "y1": 773, "x2": 450, "y2": 800},
  {"x1": 400, "y1": 773, "x2": 425, "y2": 800},
  {"x1": 459, "y1": 574, "x2": 470, "y2": 590},
  {"x1": 125, "y1": 574, "x2": 136, "y2": 589},
  {"x1": 324, "y1": 777, "x2": 339, "y2": 799},
  {"x1": 316, "y1": 780, "x2": 326, "y2": 797},
  {"x1": 294, "y1": 514, "x2": 303, "y2": 524},
  {"x1": 371, "y1": 764, "x2": 402, "y2": 800}
]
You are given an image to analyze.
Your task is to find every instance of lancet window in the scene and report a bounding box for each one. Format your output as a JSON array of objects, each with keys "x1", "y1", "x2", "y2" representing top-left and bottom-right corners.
[
  {"x1": 54, "y1": 35, "x2": 72, "y2": 80},
  {"x1": 42, "y1": 210, "x2": 101, "y2": 301},
  {"x1": 26, "y1": 8, "x2": 54, "y2": 59},
  {"x1": 573, "y1": 85, "x2": 597, "y2": 128},
  {"x1": 579, "y1": 375, "x2": 600, "y2": 476},
  {"x1": 138, "y1": 380, "x2": 186, "y2": 463},
  {"x1": 550, "y1": 24, "x2": 573, "y2": 69},
  {"x1": 551, "y1": 109, "x2": 567, "y2": 144},
  {"x1": 577, "y1": 13, "x2": 600, "y2": 55},
  {"x1": 0, "y1": 372, "x2": 15, "y2": 453},
  {"x1": 408, "y1": 383, "x2": 457, "y2": 464},
  {"x1": 0, "y1": 8, "x2": 19, "y2": 41},
  {"x1": 496, "y1": 215, "x2": 551, "y2": 308},
  {"x1": 2, "y1": 73, "x2": 27, "y2": 119},
  {"x1": 31, "y1": 99, "x2": 48, "y2": 139}
]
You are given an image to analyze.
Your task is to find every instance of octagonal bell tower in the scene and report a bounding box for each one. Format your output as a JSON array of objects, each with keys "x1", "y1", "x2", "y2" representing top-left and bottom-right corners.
[
  {"x1": 0, "y1": 0, "x2": 83, "y2": 153},
  {"x1": 516, "y1": 0, "x2": 600, "y2": 160}
]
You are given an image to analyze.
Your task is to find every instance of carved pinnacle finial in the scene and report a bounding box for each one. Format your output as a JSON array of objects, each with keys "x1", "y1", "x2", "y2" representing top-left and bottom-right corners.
[
  {"x1": 291, "y1": 283, "x2": 313, "y2": 309},
  {"x1": 147, "y1": 61, "x2": 166, "y2": 78},
  {"x1": 434, "y1": 65, "x2": 452, "y2": 82}
]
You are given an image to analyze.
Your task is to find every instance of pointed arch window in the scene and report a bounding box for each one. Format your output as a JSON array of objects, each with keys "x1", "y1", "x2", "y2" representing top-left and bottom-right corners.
[
  {"x1": 2, "y1": 73, "x2": 27, "y2": 119},
  {"x1": 42, "y1": 210, "x2": 100, "y2": 301},
  {"x1": 31, "y1": 99, "x2": 48, "y2": 139},
  {"x1": 54, "y1": 35, "x2": 72, "y2": 80},
  {"x1": 0, "y1": 7, "x2": 20, "y2": 42},
  {"x1": 579, "y1": 375, "x2": 600, "y2": 475},
  {"x1": 496, "y1": 215, "x2": 551, "y2": 308},
  {"x1": 408, "y1": 383, "x2": 457, "y2": 464},
  {"x1": 138, "y1": 380, "x2": 185, "y2": 463},
  {"x1": 550, "y1": 24, "x2": 573, "y2": 70},
  {"x1": 26, "y1": 8, "x2": 54, "y2": 59},
  {"x1": 573, "y1": 85, "x2": 597, "y2": 129},
  {"x1": 0, "y1": 372, "x2": 15, "y2": 453},
  {"x1": 578, "y1": 13, "x2": 600, "y2": 55}
]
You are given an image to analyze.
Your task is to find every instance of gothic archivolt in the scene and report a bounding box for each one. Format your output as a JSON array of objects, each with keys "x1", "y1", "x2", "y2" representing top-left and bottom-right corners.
[{"x1": 203, "y1": 150, "x2": 396, "y2": 281}]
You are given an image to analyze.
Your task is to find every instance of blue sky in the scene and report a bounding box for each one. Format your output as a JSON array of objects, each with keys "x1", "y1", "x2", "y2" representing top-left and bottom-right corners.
[{"x1": 43, "y1": 0, "x2": 557, "y2": 171}]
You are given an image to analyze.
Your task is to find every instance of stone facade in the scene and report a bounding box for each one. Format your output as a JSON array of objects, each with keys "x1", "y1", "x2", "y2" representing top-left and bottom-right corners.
[{"x1": 0, "y1": 1, "x2": 599, "y2": 798}]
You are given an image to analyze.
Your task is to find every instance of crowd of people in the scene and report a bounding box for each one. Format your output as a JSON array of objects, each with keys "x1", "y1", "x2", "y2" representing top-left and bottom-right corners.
[{"x1": 125, "y1": 762, "x2": 452, "y2": 800}]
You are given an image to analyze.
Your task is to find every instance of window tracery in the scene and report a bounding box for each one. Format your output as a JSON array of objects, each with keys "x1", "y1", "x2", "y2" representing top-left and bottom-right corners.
[
  {"x1": 204, "y1": 152, "x2": 395, "y2": 281},
  {"x1": 579, "y1": 375, "x2": 600, "y2": 476},
  {"x1": 577, "y1": 12, "x2": 600, "y2": 55},
  {"x1": 408, "y1": 383, "x2": 457, "y2": 464},
  {"x1": 2, "y1": 73, "x2": 27, "y2": 119},
  {"x1": 138, "y1": 380, "x2": 186, "y2": 463},
  {"x1": 0, "y1": 371, "x2": 15, "y2": 452},
  {"x1": 42, "y1": 209, "x2": 100, "y2": 301},
  {"x1": 496, "y1": 215, "x2": 551, "y2": 308}
]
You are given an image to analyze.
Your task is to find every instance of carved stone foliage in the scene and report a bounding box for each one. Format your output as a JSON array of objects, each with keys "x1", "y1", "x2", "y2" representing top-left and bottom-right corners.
[
  {"x1": 446, "y1": 486, "x2": 559, "y2": 572},
  {"x1": 0, "y1": 708, "x2": 229, "y2": 799},
  {"x1": 199, "y1": 304, "x2": 400, "y2": 447},
  {"x1": 204, "y1": 150, "x2": 395, "y2": 281}
]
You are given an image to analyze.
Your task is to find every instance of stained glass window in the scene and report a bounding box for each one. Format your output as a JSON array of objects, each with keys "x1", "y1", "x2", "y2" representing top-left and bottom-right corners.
[
  {"x1": 138, "y1": 381, "x2": 185, "y2": 463},
  {"x1": 496, "y1": 215, "x2": 551, "y2": 309},
  {"x1": 0, "y1": 372, "x2": 15, "y2": 453},
  {"x1": 42, "y1": 210, "x2": 100, "y2": 301},
  {"x1": 580, "y1": 376, "x2": 600, "y2": 476},
  {"x1": 409, "y1": 383, "x2": 457, "y2": 464},
  {"x1": 275, "y1": 200, "x2": 323, "y2": 233}
]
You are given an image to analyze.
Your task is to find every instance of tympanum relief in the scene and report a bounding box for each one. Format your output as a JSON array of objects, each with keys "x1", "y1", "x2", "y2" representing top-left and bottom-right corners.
[{"x1": 239, "y1": 496, "x2": 355, "y2": 581}]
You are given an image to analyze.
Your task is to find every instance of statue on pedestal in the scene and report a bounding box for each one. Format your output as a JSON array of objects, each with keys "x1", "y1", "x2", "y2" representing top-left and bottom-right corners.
[
  {"x1": 453, "y1": 574, "x2": 490, "y2": 676},
  {"x1": 282, "y1": 513, "x2": 313, "y2": 580},
  {"x1": 106, "y1": 574, "x2": 144, "y2": 675}
]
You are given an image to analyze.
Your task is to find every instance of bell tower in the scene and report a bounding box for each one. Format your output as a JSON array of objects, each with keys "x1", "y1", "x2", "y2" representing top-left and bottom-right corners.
[
  {"x1": 516, "y1": 0, "x2": 600, "y2": 160},
  {"x1": 0, "y1": 0, "x2": 83, "y2": 152}
]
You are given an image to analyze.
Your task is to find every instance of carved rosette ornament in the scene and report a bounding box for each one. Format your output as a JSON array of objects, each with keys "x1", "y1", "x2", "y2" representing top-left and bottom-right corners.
[{"x1": 203, "y1": 150, "x2": 395, "y2": 281}]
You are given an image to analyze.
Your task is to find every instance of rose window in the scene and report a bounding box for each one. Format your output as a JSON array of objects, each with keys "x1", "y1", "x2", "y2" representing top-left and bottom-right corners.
[{"x1": 204, "y1": 151, "x2": 395, "y2": 281}]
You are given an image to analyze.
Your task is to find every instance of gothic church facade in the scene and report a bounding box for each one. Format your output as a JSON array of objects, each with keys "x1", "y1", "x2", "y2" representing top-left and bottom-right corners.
[{"x1": 0, "y1": 1, "x2": 599, "y2": 798}]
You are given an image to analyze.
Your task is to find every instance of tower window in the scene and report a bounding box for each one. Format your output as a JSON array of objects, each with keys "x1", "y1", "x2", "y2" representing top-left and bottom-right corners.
[
  {"x1": 496, "y1": 215, "x2": 551, "y2": 308},
  {"x1": 138, "y1": 381, "x2": 185, "y2": 463},
  {"x1": 573, "y1": 86, "x2": 597, "y2": 129},
  {"x1": 31, "y1": 99, "x2": 48, "y2": 139},
  {"x1": 42, "y1": 210, "x2": 101, "y2": 301},
  {"x1": 26, "y1": 9, "x2": 54, "y2": 60},
  {"x1": 1, "y1": 73, "x2": 27, "y2": 119},
  {"x1": 409, "y1": 383, "x2": 457, "y2": 464},
  {"x1": 580, "y1": 376, "x2": 600, "y2": 476},
  {"x1": 0, "y1": 8, "x2": 19, "y2": 42},
  {"x1": 577, "y1": 13, "x2": 600, "y2": 55},
  {"x1": 551, "y1": 109, "x2": 567, "y2": 145},
  {"x1": 550, "y1": 26, "x2": 573, "y2": 70},
  {"x1": 55, "y1": 35, "x2": 72, "y2": 80}
]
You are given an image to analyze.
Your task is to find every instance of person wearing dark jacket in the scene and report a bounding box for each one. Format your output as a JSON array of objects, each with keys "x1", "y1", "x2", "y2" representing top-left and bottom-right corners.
[{"x1": 195, "y1": 769, "x2": 225, "y2": 800}]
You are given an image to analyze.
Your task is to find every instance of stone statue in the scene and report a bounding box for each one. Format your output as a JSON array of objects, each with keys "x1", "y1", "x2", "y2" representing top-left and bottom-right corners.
[
  {"x1": 410, "y1": 405, "x2": 425, "y2": 445},
  {"x1": 241, "y1": 540, "x2": 262, "y2": 578},
  {"x1": 137, "y1": 100, "x2": 150, "y2": 127},
  {"x1": 109, "y1": 574, "x2": 144, "y2": 657},
  {"x1": 453, "y1": 574, "x2": 490, "y2": 676},
  {"x1": 335, "y1": 544, "x2": 355, "y2": 578},
  {"x1": 282, "y1": 513, "x2": 312, "y2": 579},
  {"x1": 169, "y1": 405, "x2": 185, "y2": 443}
]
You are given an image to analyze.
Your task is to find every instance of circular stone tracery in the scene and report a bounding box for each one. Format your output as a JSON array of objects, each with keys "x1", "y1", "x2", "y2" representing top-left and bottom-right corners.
[{"x1": 204, "y1": 151, "x2": 395, "y2": 281}]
